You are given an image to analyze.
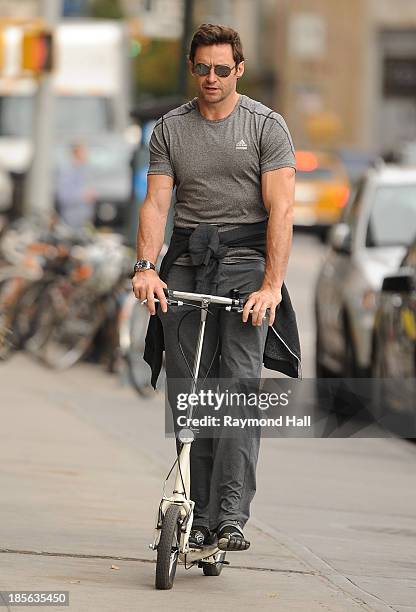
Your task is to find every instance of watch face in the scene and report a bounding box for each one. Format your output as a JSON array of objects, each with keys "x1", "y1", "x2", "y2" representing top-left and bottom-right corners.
[{"x1": 135, "y1": 260, "x2": 154, "y2": 272}]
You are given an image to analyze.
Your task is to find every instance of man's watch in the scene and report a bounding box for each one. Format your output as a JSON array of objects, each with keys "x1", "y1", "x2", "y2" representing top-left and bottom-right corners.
[{"x1": 134, "y1": 259, "x2": 156, "y2": 273}]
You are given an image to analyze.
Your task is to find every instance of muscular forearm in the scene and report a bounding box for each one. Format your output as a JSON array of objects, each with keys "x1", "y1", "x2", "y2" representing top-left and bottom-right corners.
[
  {"x1": 262, "y1": 203, "x2": 293, "y2": 292},
  {"x1": 242, "y1": 201, "x2": 293, "y2": 327},
  {"x1": 136, "y1": 197, "x2": 168, "y2": 263}
]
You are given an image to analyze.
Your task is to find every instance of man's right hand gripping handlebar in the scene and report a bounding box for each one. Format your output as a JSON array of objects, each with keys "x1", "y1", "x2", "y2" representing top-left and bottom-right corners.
[{"x1": 132, "y1": 269, "x2": 168, "y2": 315}]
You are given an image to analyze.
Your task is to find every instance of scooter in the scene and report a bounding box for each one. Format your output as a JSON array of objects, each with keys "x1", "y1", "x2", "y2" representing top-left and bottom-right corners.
[{"x1": 143, "y1": 288, "x2": 247, "y2": 590}]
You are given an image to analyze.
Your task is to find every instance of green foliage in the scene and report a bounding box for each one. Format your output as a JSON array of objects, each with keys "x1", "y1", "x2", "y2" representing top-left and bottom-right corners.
[
  {"x1": 134, "y1": 40, "x2": 182, "y2": 99},
  {"x1": 89, "y1": 0, "x2": 124, "y2": 19}
]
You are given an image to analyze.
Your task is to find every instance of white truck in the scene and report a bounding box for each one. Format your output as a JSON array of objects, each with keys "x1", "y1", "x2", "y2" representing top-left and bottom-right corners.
[{"x1": 0, "y1": 20, "x2": 138, "y2": 228}]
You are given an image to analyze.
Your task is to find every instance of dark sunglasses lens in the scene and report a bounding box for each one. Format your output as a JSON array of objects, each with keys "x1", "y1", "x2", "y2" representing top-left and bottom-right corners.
[
  {"x1": 215, "y1": 65, "x2": 232, "y2": 77},
  {"x1": 194, "y1": 63, "x2": 210, "y2": 76}
]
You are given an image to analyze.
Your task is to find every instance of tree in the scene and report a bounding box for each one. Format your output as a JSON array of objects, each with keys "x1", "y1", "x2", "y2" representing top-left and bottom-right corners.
[
  {"x1": 89, "y1": 0, "x2": 124, "y2": 19},
  {"x1": 134, "y1": 40, "x2": 182, "y2": 99}
]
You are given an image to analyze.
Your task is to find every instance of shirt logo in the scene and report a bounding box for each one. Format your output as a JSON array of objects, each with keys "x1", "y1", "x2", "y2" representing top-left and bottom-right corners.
[{"x1": 235, "y1": 139, "x2": 248, "y2": 151}]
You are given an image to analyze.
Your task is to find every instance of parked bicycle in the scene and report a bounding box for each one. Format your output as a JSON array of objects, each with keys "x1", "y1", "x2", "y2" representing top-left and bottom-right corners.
[{"x1": 26, "y1": 232, "x2": 132, "y2": 370}]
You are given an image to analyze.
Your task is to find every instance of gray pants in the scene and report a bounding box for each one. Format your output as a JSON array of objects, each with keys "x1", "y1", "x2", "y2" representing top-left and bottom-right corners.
[{"x1": 159, "y1": 260, "x2": 268, "y2": 531}]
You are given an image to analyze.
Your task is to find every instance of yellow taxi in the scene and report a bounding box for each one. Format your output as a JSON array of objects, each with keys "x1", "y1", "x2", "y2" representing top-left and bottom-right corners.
[{"x1": 294, "y1": 150, "x2": 350, "y2": 237}]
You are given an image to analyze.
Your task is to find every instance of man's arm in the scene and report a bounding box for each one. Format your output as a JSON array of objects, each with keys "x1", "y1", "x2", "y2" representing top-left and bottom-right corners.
[
  {"x1": 242, "y1": 167, "x2": 295, "y2": 326},
  {"x1": 132, "y1": 173, "x2": 174, "y2": 315}
]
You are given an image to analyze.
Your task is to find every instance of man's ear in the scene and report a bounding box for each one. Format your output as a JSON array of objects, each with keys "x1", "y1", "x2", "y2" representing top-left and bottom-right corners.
[
  {"x1": 188, "y1": 59, "x2": 195, "y2": 76},
  {"x1": 236, "y1": 61, "x2": 245, "y2": 79}
]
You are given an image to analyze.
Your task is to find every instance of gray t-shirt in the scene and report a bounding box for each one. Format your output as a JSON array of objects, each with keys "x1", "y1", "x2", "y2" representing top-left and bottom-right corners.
[{"x1": 148, "y1": 94, "x2": 296, "y2": 264}]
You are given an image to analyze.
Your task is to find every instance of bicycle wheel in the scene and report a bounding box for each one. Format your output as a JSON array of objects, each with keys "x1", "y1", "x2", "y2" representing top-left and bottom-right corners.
[
  {"x1": 127, "y1": 300, "x2": 166, "y2": 396},
  {"x1": 12, "y1": 280, "x2": 45, "y2": 347},
  {"x1": 201, "y1": 550, "x2": 227, "y2": 576},
  {"x1": 0, "y1": 278, "x2": 21, "y2": 360},
  {"x1": 155, "y1": 504, "x2": 181, "y2": 590},
  {"x1": 0, "y1": 311, "x2": 14, "y2": 361},
  {"x1": 28, "y1": 285, "x2": 103, "y2": 370}
]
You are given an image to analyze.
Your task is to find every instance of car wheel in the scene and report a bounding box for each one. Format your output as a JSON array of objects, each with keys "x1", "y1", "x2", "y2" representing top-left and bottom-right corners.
[
  {"x1": 316, "y1": 225, "x2": 329, "y2": 244},
  {"x1": 343, "y1": 322, "x2": 357, "y2": 378},
  {"x1": 371, "y1": 335, "x2": 385, "y2": 378},
  {"x1": 315, "y1": 322, "x2": 336, "y2": 377},
  {"x1": 370, "y1": 335, "x2": 387, "y2": 422},
  {"x1": 315, "y1": 322, "x2": 338, "y2": 413}
]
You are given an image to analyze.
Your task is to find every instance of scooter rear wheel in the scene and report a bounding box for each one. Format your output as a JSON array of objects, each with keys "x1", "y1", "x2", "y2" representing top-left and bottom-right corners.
[
  {"x1": 201, "y1": 550, "x2": 226, "y2": 576},
  {"x1": 155, "y1": 504, "x2": 181, "y2": 590}
]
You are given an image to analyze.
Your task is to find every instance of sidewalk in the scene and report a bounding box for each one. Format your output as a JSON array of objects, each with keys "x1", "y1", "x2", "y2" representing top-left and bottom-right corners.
[{"x1": 0, "y1": 356, "x2": 394, "y2": 611}]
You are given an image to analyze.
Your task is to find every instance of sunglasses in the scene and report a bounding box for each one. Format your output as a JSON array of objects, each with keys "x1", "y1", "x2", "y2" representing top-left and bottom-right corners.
[{"x1": 193, "y1": 63, "x2": 236, "y2": 78}]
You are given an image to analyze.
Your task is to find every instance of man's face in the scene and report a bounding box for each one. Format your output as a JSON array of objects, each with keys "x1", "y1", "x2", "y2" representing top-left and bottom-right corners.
[{"x1": 190, "y1": 43, "x2": 244, "y2": 105}]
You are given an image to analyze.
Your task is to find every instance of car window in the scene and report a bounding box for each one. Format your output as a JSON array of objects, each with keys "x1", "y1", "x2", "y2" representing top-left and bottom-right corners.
[{"x1": 366, "y1": 184, "x2": 416, "y2": 247}]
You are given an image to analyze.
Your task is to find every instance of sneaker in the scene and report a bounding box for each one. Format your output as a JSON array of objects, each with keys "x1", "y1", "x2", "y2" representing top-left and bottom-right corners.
[
  {"x1": 189, "y1": 525, "x2": 211, "y2": 549},
  {"x1": 217, "y1": 521, "x2": 250, "y2": 551}
]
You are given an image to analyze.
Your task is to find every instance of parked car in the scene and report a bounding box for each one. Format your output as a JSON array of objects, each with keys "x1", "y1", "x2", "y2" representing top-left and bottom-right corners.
[
  {"x1": 372, "y1": 241, "x2": 416, "y2": 378},
  {"x1": 370, "y1": 241, "x2": 416, "y2": 432},
  {"x1": 315, "y1": 163, "x2": 416, "y2": 377},
  {"x1": 400, "y1": 141, "x2": 416, "y2": 166},
  {"x1": 294, "y1": 150, "x2": 350, "y2": 239}
]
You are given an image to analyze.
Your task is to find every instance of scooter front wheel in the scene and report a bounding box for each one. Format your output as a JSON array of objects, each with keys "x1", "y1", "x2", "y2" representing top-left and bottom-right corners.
[{"x1": 155, "y1": 504, "x2": 181, "y2": 590}]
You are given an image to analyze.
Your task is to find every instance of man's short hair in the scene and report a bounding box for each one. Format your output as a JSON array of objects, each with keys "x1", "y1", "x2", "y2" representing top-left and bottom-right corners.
[{"x1": 189, "y1": 23, "x2": 244, "y2": 66}]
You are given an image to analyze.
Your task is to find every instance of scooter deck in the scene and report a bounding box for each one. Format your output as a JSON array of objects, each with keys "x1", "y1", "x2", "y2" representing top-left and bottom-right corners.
[{"x1": 179, "y1": 543, "x2": 221, "y2": 564}]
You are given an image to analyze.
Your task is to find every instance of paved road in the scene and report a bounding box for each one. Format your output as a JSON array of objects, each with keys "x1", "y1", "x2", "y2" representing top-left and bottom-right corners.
[
  {"x1": 0, "y1": 233, "x2": 415, "y2": 611},
  {"x1": 286, "y1": 231, "x2": 325, "y2": 376}
]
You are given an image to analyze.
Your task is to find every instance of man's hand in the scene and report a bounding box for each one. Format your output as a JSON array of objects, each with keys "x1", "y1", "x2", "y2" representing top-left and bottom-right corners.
[
  {"x1": 132, "y1": 269, "x2": 168, "y2": 315},
  {"x1": 242, "y1": 286, "x2": 282, "y2": 327}
]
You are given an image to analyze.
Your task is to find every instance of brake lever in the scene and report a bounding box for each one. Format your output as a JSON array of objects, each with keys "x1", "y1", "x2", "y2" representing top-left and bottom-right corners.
[
  {"x1": 140, "y1": 297, "x2": 183, "y2": 306},
  {"x1": 226, "y1": 304, "x2": 271, "y2": 316}
]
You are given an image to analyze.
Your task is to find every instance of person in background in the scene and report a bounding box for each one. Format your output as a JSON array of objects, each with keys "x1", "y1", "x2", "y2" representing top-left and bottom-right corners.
[{"x1": 56, "y1": 143, "x2": 96, "y2": 229}]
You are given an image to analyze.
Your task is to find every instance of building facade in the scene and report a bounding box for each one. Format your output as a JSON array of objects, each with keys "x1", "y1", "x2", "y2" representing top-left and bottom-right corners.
[{"x1": 272, "y1": 0, "x2": 416, "y2": 154}]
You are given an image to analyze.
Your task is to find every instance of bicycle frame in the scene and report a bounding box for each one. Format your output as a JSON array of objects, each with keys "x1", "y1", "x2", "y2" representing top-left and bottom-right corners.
[{"x1": 149, "y1": 289, "x2": 242, "y2": 563}]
